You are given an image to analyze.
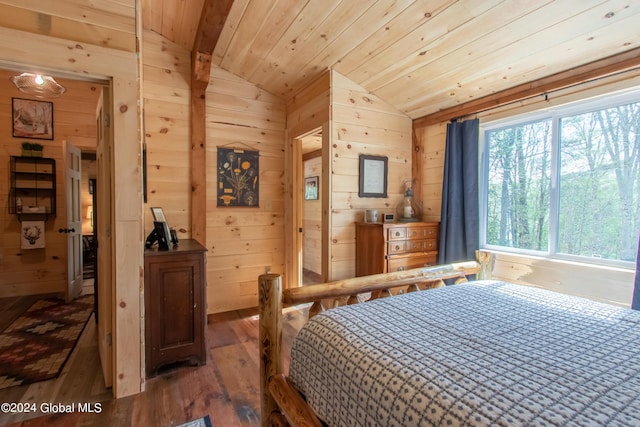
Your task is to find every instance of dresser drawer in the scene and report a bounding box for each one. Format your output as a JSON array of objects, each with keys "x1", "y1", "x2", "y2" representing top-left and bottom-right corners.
[
  {"x1": 406, "y1": 227, "x2": 424, "y2": 239},
  {"x1": 423, "y1": 239, "x2": 437, "y2": 251},
  {"x1": 401, "y1": 225, "x2": 439, "y2": 240},
  {"x1": 387, "y1": 227, "x2": 407, "y2": 241},
  {"x1": 406, "y1": 239, "x2": 424, "y2": 252},
  {"x1": 387, "y1": 253, "x2": 437, "y2": 272},
  {"x1": 423, "y1": 226, "x2": 438, "y2": 239},
  {"x1": 387, "y1": 241, "x2": 406, "y2": 254}
]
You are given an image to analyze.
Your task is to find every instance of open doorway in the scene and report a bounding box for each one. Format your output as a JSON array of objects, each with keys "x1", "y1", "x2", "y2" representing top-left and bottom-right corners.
[
  {"x1": 81, "y1": 155, "x2": 97, "y2": 297},
  {"x1": 0, "y1": 69, "x2": 112, "y2": 421},
  {"x1": 294, "y1": 125, "x2": 331, "y2": 286}
]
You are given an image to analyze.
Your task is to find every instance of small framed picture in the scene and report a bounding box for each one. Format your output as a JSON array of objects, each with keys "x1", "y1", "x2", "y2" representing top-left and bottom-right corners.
[
  {"x1": 12, "y1": 97, "x2": 54, "y2": 140},
  {"x1": 305, "y1": 176, "x2": 319, "y2": 200},
  {"x1": 150, "y1": 207, "x2": 167, "y2": 223},
  {"x1": 359, "y1": 154, "x2": 388, "y2": 198}
]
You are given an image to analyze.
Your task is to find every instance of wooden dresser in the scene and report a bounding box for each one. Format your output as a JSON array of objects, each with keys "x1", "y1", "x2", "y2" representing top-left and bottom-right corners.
[
  {"x1": 355, "y1": 221, "x2": 439, "y2": 276},
  {"x1": 144, "y1": 239, "x2": 207, "y2": 376}
]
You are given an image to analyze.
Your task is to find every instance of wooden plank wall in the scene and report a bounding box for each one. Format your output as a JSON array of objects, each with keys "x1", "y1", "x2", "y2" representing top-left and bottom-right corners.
[
  {"x1": 0, "y1": 0, "x2": 142, "y2": 397},
  {"x1": 329, "y1": 70, "x2": 412, "y2": 280},
  {"x1": 141, "y1": 30, "x2": 192, "y2": 239},
  {"x1": 206, "y1": 65, "x2": 287, "y2": 313},
  {"x1": 415, "y1": 122, "x2": 445, "y2": 223},
  {"x1": 0, "y1": 69, "x2": 100, "y2": 298},
  {"x1": 285, "y1": 71, "x2": 330, "y2": 287},
  {"x1": 414, "y1": 72, "x2": 640, "y2": 307},
  {"x1": 0, "y1": 0, "x2": 136, "y2": 53},
  {"x1": 141, "y1": 30, "x2": 289, "y2": 314}
]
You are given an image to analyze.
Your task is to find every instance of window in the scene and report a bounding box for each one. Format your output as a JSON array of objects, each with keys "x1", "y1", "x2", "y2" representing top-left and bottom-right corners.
[{"x1": 480, "y1": 89, "x2": 640, "y2": 266}]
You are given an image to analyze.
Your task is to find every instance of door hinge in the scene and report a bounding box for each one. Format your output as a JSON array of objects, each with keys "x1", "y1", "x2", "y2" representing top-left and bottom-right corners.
[{"x1": 104, "y1": 113, "x2": 111, "y2": 128}]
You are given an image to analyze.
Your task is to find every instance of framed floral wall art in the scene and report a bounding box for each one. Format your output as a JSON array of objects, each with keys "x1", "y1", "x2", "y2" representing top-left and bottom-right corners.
[{"x1": 217, "y1": 147, "x2": 259, "y2": 207}]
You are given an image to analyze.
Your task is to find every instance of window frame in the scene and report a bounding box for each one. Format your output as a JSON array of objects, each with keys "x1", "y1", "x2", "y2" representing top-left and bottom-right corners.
[{"x1": 479, "y1": 88, "x2": 640, "y2": 269}]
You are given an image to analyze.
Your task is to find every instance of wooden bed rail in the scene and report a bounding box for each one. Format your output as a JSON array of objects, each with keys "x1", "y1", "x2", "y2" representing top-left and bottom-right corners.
[
  {"x1": 258, "y1": 251, "x2": 492, "y2": 426},
  {"x1": 283, "y1": 259, "x2": 483, "y2": 311}
]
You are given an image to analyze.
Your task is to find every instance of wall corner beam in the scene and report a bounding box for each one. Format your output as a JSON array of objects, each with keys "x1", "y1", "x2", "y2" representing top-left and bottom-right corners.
[{"x1": 190, "y1": 0, "x2": 234, "y2": 246}]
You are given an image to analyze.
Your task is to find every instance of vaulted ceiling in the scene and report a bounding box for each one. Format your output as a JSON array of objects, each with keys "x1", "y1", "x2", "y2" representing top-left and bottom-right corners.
[{"x1": 142, "y1": 0, "x2": 640, "y2": 120}]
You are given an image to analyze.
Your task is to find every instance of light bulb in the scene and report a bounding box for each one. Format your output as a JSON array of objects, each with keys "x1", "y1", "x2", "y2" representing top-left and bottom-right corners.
[{"x1": 34, "y1": 74, "x2": 45, "y2": 85}]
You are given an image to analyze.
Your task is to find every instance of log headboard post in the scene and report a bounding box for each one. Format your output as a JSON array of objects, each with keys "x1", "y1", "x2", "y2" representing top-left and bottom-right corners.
[
  {"x1": 476, "y1": 250, "x2": 493, "y2": 280},
  {"x1": 259, "y1": 273, "x2": 283, "y2": 426}
]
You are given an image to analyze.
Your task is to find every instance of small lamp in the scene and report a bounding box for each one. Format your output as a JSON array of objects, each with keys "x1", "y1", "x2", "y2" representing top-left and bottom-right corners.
[{"x1": 10, "y1": 73, "x2": 66, "y2": 98}]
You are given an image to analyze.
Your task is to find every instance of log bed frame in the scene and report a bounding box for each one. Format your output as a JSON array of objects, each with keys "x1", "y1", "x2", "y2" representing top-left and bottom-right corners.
[{"x1": 258, "y1": 251, "x2": 492, "y2": 427}]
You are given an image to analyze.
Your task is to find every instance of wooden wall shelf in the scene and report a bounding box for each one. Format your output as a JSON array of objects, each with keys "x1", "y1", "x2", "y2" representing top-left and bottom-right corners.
[{"x1": 9, "y1": 156, "x2": 56, "y2": 220}]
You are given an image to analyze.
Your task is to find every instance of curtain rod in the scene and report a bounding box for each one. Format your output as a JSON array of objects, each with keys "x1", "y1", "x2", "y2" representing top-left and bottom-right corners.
[{"x1": 456, "y1": 66, "x2": 640, "y2": 122}]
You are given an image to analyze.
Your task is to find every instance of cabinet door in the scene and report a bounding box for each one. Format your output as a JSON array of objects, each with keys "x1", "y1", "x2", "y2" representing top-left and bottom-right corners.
[{"x1": 145, "y1": 254, "x2": 205, "y2": 374}]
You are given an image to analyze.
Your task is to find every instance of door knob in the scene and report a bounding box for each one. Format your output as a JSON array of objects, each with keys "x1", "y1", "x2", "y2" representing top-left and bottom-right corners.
[{"x1": 58, "y1": 228, "x2": 76, "y2": 233}]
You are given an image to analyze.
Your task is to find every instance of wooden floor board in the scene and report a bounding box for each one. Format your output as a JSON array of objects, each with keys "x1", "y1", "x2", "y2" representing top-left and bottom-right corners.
[{"x1": 0, "y1": 298, "x2": 308, "y2": 427}]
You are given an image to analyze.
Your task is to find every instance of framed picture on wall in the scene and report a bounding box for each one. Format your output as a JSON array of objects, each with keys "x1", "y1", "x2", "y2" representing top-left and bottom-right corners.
[
  {"x1": 12, "y1": 98, "x2": 54, "y2": 140},
  {"x1": 305, "y1": 176, "x2": 319, "y2": 200},
  {"x1": 216, "y1": 147, "x2": 259, "y2": 207},
  {"x1": 358, "y1": 154, "x2": 388, "y2": 198}
]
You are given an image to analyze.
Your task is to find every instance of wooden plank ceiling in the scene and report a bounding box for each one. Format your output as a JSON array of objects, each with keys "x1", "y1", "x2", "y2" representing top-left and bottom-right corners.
[{"x1": 141, "y1": 0, "x2": 640, "y2": 120}]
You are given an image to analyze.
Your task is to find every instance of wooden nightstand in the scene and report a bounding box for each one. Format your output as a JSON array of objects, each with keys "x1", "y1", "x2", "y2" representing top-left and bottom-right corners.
[{"x1": 144, "y1": 239, "x2": 207, "y2": 376}]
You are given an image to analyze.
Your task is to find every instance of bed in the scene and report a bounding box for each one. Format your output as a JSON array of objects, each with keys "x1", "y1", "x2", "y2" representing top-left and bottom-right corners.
[{"x1": 258, "y1": 252, "x2": 640, "y2": 426}]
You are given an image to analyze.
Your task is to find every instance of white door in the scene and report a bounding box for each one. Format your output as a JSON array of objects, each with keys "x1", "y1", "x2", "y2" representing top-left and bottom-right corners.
[{"x1": 65, "y1": 141, "x2": 83, "y2": 301}]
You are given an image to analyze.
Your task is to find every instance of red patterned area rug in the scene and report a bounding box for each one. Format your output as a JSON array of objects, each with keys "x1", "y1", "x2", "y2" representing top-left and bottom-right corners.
[{"x1": 0, "y1": 295, "x2": 94, "y2": 390}]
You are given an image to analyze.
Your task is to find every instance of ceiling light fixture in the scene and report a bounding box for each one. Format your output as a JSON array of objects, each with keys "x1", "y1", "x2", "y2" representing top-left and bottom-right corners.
[{"x1": 10, "y1": 72, "x2": 66, "y2": 98}]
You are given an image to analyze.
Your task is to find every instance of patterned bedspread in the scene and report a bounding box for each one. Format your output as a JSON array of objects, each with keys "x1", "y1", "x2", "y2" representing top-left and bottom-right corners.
[{"x1": 289, "y1": 280, "x2": 640, "y2": 426}]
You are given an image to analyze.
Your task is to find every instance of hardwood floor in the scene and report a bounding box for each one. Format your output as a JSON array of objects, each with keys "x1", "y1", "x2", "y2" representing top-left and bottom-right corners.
[{"x1": 0, "y1": 302, "x2": 308, "y2": 427}]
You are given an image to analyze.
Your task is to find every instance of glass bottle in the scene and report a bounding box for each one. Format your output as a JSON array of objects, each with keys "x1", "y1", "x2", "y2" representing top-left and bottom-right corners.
[{"x1": 396, "y1": 181, "x2": 420, "y2": 222}]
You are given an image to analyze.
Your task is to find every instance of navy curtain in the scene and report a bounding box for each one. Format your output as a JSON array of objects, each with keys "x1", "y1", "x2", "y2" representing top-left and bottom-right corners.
[
  {"x1": 632, "y1": 234, "x2": 640, "y2": 310},
  {"x1": 438, "y1": 119, "x2": 480, "y2": 265}
]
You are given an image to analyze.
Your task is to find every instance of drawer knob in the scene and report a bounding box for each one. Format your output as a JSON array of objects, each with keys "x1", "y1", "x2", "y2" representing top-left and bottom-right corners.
[{"x1": 395, "y1": 231, "x2": 401, "y2": 237}]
